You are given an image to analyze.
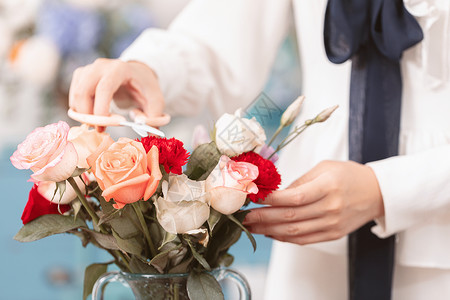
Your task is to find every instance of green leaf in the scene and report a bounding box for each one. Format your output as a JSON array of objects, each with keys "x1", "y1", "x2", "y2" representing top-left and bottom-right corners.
[
  {"x1": 68, "y1": 229, "x2": 90, "y2": 247},
  {"x1": 150, "y1": 243, "x2": 183, "y2": 273},
  {"x1": 56, "y1": 180, "x2": 66, "y2": 201},
  {"x1": 98, "y1": 196, "x2": 115, "y2": 215},
  {"x1": 129, "y1": 255, "x2": 158, "y2": 274},
  {"x1": 207, "y1": 209, "x2": 222, "y2": 235},
  {"x1": 168, "y1": 255, "x2": 193, "y2": 274},
  {"x1": 80, "y1": 228, "x2": 120, "y2": 250},
  {"x1": 72, "y1": 167, "x2": 89, "y2": 177},
  {"x1": 227, "y1": 214, "x2": 257, "y2": 252},
  {"x1": 83, "y1": 262, "x2": 109, "y2": 300},
  {"x1": 187, "y1": 272, "x2": 224, "y2": 300},
  {"x1": 109, "y1": 205, "x2": 141, "y2": 239},
  {"x1": 98, "y1": 209, "x2": 121, "y2": 226},
  {"x1": 112, "y1": 229, "x2": 143, "y2": 256},
  {"x1": 159, "y1": 232, "x2": 178, "y2": 250},
  {"x1": 14, "y1": 215, "x2": 87, "y2": 242},
  {"x1": 72, "y1": 200, "x2": 82, "y2": 220},
  {"x1": 217, "y1": 253, "x2": 234, "y2": 267},
  {"x1": 186, "y1": 239, "x2": 211, "y2": 271},
  {"x1": 185, "y1": 142, "x2": 221, "y2": 180}
]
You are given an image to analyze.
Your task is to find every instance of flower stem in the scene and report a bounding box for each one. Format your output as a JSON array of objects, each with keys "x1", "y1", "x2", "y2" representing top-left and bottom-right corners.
[
  {"x1": 267, "y1": 125, "x2": 283, "y2": 147},
  {"x1": 132, "y1": 202, "x2": 157, "y2": 258},
  {"x1": 173, "y1": 283, "x2": 180, "y2": 300},
  {"x1": 68, "y1": 177, "x2": 100, "y2": 226},
  {"x1": 67, "y1": 177, "x2": 131, "y2": 271},
  {"x1": 268, "y1": 123, "x2": 311, "y2": 159}
]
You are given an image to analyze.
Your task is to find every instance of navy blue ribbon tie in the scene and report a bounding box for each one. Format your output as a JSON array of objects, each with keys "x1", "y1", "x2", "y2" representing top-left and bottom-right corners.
[{"x1": 324, "y1": 0, "x2": 423, "y2": 299}]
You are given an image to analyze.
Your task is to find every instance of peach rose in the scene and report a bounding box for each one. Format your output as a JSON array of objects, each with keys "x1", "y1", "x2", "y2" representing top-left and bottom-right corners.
[
  {"x1": 10, "y1": 121, "x2": 78, "y2": 182},
  {"x1": 68, "y1": 124, "x2": 110, "y2": 169},
  {"x1": 205, "y1": 155, "x2": 259, "y2": 215},
  {"x1": 87, "y1": 137, "x2": 162, "y2": 209}
]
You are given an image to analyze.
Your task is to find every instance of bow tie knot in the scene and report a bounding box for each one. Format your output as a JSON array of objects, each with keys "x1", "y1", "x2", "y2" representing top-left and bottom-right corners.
[{"x1": 325, "y1": 0, "x2": 423, "y2": 64}]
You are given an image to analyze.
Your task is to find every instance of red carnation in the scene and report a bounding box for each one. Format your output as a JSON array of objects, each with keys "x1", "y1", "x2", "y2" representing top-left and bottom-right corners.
[
  {"x1": 231, "y1": 151, "x2": 281, "y2": 202},
  {"x1": 138, "y1": 136, "x2": 190, "y2": 175},
  {"x1": 21, "y1": 185, "x2": 71, "y2": 225}
]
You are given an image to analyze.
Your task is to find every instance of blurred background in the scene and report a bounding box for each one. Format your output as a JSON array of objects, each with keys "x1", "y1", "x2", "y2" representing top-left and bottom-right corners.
[{"x1": 0, "y1": 0, "x2": 301, "y2": 299}]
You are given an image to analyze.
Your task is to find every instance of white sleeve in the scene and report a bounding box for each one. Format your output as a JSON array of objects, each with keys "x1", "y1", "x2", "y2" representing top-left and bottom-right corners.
[
  {"x1": 120, "y1": 0, "x2": 292, "y2": 118},
  {"x1": 367, "y1": 145, "x2": 450, "y2": 238}
]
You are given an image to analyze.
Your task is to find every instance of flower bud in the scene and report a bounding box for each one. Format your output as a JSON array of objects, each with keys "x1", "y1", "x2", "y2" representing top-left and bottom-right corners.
[
  {"x1": 280, "y1": 95, "x2": 305, "y2": 127},
  {"x1": 315, "y1": 105, "x2": 338, "y2": 122}
]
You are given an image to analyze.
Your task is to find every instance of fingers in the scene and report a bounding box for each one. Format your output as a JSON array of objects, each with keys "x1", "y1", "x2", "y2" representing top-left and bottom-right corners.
[
  {"x1": 271, "y1": 230, "x2": 342, "y2": 245},
  {"x1": 243, "y1": 199, "x2": 327, "y2": 225},
  {"x1": 248, "y1": 217, "x2": 327, "y2": 237},
  {"x1": 94, "y1": 74, "x2": 122, "y2": 116},
  {"x1": 69, "y1": 64, "x2": 101, "y2": 114},
  {"x1": 69, "y1": 59, "x2": 127, "y2": 116},
  {"x1": 69, "y1": 66, "x2": 95, "y2": 114},
  {"x1": 262, "y1": 175, "x2": 328, "y2": 207}
]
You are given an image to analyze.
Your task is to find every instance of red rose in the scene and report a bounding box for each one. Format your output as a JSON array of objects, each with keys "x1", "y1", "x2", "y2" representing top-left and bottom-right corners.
[
  {"x1": 21, "y1": 185, "x2": 71, "y2": 225},
  {"x1": 138, "y1": 136, "x2": 189, "y2": 175},
  {"x1": 231, "y1": 151, "x2": 281, "y2": 202}
]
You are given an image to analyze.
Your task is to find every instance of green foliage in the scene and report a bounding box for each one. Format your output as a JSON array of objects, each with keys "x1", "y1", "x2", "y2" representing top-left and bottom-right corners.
[
  {"x1": 83, "y1": 262, "x2": 110, "y2": 300},
  {"x1": 187, "y1": 272, "x2": 224, "y2": 300},
  {"x1": 227, "y1": 213, "x2": 256, "y2": 252},
  {"x1": 185, "y1": 142, "x2": 221, "y2": 180},
  {"x1": 14, "y1": 214, "x2": 87, "y2": 242}
]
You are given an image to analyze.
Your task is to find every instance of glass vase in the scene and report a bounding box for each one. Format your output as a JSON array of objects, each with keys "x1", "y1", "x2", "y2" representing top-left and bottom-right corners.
[{"x1": 92, "y1": 268, "x2": 251, "y2": 300}]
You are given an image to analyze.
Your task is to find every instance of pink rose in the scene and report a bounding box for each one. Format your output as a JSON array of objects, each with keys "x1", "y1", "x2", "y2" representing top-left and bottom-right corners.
[
  {"x1": 87, "y1": 137, "x2": 162, "y2": 209},
  {"x1": 68, "y1": 124, "x2": 110, "y2": 169},
  {"x1": 205, "y1": 155, "x2": 259, "y2": 215},
  {"x1": 10, "y1": 121, "x2": 78, "y2": 182}
]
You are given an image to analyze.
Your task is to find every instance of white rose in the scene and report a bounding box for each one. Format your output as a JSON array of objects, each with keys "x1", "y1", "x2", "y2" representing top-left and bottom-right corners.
[
  {"x1": 215, "y1": 109, "x2": 266, "y2": 157},
  {"x1": 155, "y1": 174, "x2": 210, "y2": 234}
]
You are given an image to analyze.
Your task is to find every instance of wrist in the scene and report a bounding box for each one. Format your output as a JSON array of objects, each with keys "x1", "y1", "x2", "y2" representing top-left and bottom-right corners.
[{"x1": 365, "y1": 165, "x2": 385, "y2": 219}]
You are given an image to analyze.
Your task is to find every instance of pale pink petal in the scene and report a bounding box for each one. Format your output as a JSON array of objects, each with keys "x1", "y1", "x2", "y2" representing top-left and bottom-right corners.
[
  {"x1": 31, "y1": 141, "x2": 78, "y2": 182},
  {"x1": 207, "y1": 187, "x2": 247, "y2": 215}
]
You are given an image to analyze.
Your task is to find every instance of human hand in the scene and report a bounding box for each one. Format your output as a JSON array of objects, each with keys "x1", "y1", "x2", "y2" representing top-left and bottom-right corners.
[
  {"x1": 69, "y1": 58, "x2": 165, "y2": 118},
  {"x1": 243, "y1": 160, "x2": 384, "y2": 245}
]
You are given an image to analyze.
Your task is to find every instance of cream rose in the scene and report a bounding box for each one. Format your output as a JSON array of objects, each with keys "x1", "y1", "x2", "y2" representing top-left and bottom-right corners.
[
  {"x1": 155, "y1": 174, "x2": 210, "y2": 234},
  {"x1": 205, "y1": 155, "x2": 259, "y2": 215},
  {"x1": 87, "y1": 137, "x2": 162, "y2": 209},
  {"x1": 37, "y1": 175, "x2": 88, "y2": 205},
  {"x1": 68, "y1": 124, "x2": 110, "y2": 169},
  {"x1": 10, "y1": 121, "x2": 78, "y2": 182},
  {"x1": 215, "y1": 109, "x2": 266, "y2": 156}
]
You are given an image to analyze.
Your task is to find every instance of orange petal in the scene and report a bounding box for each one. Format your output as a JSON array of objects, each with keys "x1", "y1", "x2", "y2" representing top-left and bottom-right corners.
[
  {"x1": 144, "y1": 176, "x2": 160, "y2": 200},
  {"x1": 86, "y1": 135, "x2": 114, "y2": 173},
  {"x1": 143, "y1": 145, "x2": 162, "y2": 200},
  {"x1": 147, "y1": 145, "x2": 162, "y2": 180},
  {"x1": 102, "y1": 173, "x2": 150, "y2": 208}
]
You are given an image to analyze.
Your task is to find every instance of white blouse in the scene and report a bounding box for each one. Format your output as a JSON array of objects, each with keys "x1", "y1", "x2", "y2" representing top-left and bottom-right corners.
[{"x1": 121, "y1": 0, "x2": 450, "y2": 299}]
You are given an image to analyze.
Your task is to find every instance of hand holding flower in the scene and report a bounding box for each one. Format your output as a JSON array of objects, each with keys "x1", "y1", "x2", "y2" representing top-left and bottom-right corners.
[{"x1": 243, "y1": 160, "x2": 384, "y2": 245}]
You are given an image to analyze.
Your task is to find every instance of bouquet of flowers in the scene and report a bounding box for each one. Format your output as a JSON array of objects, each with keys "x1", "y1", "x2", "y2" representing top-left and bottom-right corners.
[{"x1": 10, "y1": 96, "x2": 336, "y2": 299}]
